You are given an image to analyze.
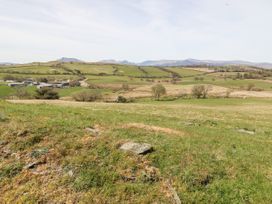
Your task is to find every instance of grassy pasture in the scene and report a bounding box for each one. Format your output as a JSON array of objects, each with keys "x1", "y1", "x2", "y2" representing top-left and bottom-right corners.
[
  {"x1": 142, "y1": 66, "x2": 170, "y2": 77},
  {"x1": 0, "y1": 98, "x2": 271, "y2": 203},
  {"x1": 166, "y1": 67, "x2": 205, "y2": 77},
  {"x1": 115, "y1": 65, "x2": 145, "y2": 77},
  {"x1": 63, "y1": 63, "x2": 115, "y2": 75},
  {"x1": 0, "y1": 65, "x2": 66, "y2": 74},
  {"x1": 0, "y1": 73, "x2": 80, "y2": 81},
  {"x1": 86, "y1": 75, "x2": 149, "y2": 85},
  {"x1": 0, "y1": 85, "x2": 37, "y2": 98}
]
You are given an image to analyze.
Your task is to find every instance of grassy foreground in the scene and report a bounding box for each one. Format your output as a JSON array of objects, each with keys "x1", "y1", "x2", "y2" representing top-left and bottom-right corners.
[{"x1": 0, "y1": 98, "x2": 272, "y2": 203}]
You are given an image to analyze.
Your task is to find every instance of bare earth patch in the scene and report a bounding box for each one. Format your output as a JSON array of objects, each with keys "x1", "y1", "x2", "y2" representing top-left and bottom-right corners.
[
  {"x1": 122, "y1": 123, "x2": 184, "y2": 136},
  {"x1": 183, "y1": 67, "x2": 215, "y2": 73},
  {"x1": 230, "y1": 91, "x2": 272, "y2": 98}
]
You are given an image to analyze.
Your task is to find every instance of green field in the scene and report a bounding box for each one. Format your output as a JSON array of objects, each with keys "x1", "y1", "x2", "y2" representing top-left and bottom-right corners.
[
  {"x1": 1, "y1": 63, "x2": 272, "y2": 203},
  {"x1": 166, "y1": 67, "x2": 205, "y2": 77},
  {"x1": 63, "y1": 63, "x2": 115, "y2": 75},
  {"x1": 0, "y1": 98, "x2": 272, "y2": 203},
  {"x1": 0, "y1": 65, "x2": 66, "y2": 74}
]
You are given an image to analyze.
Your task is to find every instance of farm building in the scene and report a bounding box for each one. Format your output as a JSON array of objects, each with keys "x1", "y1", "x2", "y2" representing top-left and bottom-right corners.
[{"x1": 8, "y1": 82, "x2": 25, "y2": 87}]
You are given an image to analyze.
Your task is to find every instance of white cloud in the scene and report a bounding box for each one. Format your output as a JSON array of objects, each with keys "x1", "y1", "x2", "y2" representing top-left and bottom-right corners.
[{"x1": 0, "y1": 0, "x2": 271, "y2": 63}]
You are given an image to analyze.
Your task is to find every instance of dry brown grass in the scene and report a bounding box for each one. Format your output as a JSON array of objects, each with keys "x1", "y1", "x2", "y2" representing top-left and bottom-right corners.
[{"x1": 122, "y1": 123, "x2": 184, "y2": 136}]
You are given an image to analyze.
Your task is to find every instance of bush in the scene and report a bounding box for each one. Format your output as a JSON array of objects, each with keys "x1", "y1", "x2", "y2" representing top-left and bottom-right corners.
[
  {"x1": 35, "y1": 88, "x2": 59, "y2": 99},
  {"x1": 251, "y1": 87, "x2": 264, "y2": 92},
  {"x1": 73, "y1": 169, "x2": 118, "y2": 191},
  {"x1": 192, "y1": 85, "x2": 211, "y2": 99},
  {"x1": 0, "y1": 162, "x2": 23, "y2": 179},
  {"x1": 194, "y1": 77, "x2": 204, "y2": 81},
  {"x1": 122, "y1": 83, "x2": 130, "y2": 91},
  {"x1": 0, "y1": 112, "x2": 8, "y2": 122},
  {"x1": 73, "y1": 91, "x2": 102, "y2": 102},
  {"x1": 88, "y1": 83, "x2": 98, "y2": 89},
  {"x1": 37, "y1": 77, "x2": 48, "y2": 83},
  {"x1": 3, "y1": 75, "x2": 18, "y2": 81},
  {"x1": 225, "y1": 89, "x2": 232, "y2": 98},
  {"x1": 69, "y1": 80, "x2": 81, "y2": 87},
  {"x1": 14, "y1": 88, "x2": 32, "y2": 99},
  {"x1": 116, "y1": 96, "x2": 127, "y2": 103},
  {"x1": 117, "y1": 96, "x2": 133, "y2": 103},
  {"x1": 178, "y1": 92, "x2": 190, "y2": 99},
  {"x1": 151, "y1": 84, "x2": 166, "y2": 100},
  {"x1": 247, "y1": 83, "x2": 255, "y2": 91}
]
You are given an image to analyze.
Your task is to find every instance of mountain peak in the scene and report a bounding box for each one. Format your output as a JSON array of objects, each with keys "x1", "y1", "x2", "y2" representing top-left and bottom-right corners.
[{"x1": 58, "y1": 57, "x2": 83, "y2": 63}]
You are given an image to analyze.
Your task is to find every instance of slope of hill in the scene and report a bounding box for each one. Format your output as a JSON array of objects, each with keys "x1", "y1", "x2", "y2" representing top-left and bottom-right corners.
[
  {"x1": 1, "y1": 98, "x2": 272, "y2": 203},
  {"x1": 95, "y1": 59, "x2": 272, "y2": 69},
  {"x1": 138, "y1": 59, "x2": 272, "y2": 69},
  {"x1": 58, "y1": 57, "x2": 83, "y2": 63}
]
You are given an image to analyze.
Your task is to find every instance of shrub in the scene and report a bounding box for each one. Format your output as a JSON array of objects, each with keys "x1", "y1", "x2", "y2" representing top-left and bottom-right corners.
[
  {"x1": 14, "y1": 88, "x2": 32, "y2": 99},
  {"x1": 117, "y1": 96, "x2": 133, "y2": 103},
  {"x1": 225, "y1": 89, "x2": 232, "y2": 98},
  {"x1": 73, "y1": 169, "x2": 118, "y2": 191},
  {"x1": 0, "y1": 112, "x2": 8, "y2": 122},
  {"x1": 122, "y1": 83, "x2": 129, "y2": 91},
  {"x1": 0, "y1": 162, "x2": 23, "y2": 179},
  {"x1": 247, "y1": 83, "x2": 255, "y2": 91},
  {"x1": 35, "y1": 88, "x2": 59, "y2": 99},
  {"x1": 151, "y1": 84, "x2": 166, "y2": 100},
  {"x1": 192, "y1": 85, "x2": 211, "y2": 99},
  {"x1": 178, "y1": 92, "x2": 189, "y2": 99},
  {"x1": 30, "y1": 148, "x2": 49, "y2": 158},
  {"x1": 116, "y1": 96, "x2": 127, "y2": 103},
  {"x1": 194, "y1": 77, "x2": 204, "y2": 81},
  {"x1": 69, "y1": 80, "x2": 81, "y2": 87},
  {"x1": 73, "y1": 91, "x2": 102, "y2": 102},
  {"x1": 88, "y1": 83, "x2": 98, "y2": 89},
  {"x1": 37, "y1": 77, "x2": 48, "y2": 83},
  {"x1": 3, "y1": 75, "x2": 18, "y2": 81},
  {"x1": 251, "y1": 87, "x2": 264, "y2": 92}
]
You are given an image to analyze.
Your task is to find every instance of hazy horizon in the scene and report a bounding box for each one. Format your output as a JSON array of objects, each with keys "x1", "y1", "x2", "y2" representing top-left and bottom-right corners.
[{"x1": 1, "y1": 0, "x2": 272, "y2": 63}]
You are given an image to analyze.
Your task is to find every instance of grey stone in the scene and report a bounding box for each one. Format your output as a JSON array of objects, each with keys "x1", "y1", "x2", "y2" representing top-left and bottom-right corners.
[
  {"x1": 120, "y1": 142, "x2": 153, "y2": 155},
  {"x1": 166, "y1": 180, "x2": 181, "y2": 204},
  {"x1": 238, "y1": 129, "x2": 255, "y2": 135},
  {"x1": 85, "y1": 127, "x2": 99, "y2": 136},
  {"x1": 68, "y1": 170, "x2": 74, "y2": 177},
  {"x1": 184, "y1": 122, "x2": 194, "y2": 126},
  {"x1": 23, "y1": 161, "x2": 44, "y2": 169},
  {"x1": 0, "y1": 140, "x2": 8, "y2": 146},
  {"x1": 17, "y1": 130, "x2": 28, "y2": 137},
  {"x1": 1, "y1": 148, "x2": 11, "y2": 158}
]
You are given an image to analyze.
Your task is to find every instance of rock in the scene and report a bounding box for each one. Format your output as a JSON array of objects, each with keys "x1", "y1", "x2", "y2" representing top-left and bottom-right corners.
[
  {"x1": 1, "y1": 148, "x2": 12, "y2": 158},
  {"x1": 17, "y1": 130, "x2": 28, "y2": 137},
  {"x1": 166, "y1": 180, "x2": 181, "y2": 204},
  {"x1": 85, "y1": 127, "x2": 99, "y2": 137},
  {"x1": 23, "y1": 160, "x2": 45, "y2": 169},
  {"x1": 238, "y1": 129, "x2": 255, "y2": 135},
  {"x1": 120, "y1": 142, "x2": 153, "y2": 155},
  {"x1": 0, "y1": 140, "x2": 8, "y2": 146},
  {"x1": 11, "y1": 153, "x2": 20, "y2": 160},
  {"x1": 68, "y1": 170, "x2": 74, "y2": 177},
  {"x1": 30, "y1": 148, "x2": 48, "y2": 158},
  {"x1": 184, "y1": 122, "x2": 194, "y2": 126}
]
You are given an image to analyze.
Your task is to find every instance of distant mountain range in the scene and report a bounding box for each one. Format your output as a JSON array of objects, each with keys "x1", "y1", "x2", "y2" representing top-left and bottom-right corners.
[
  {"x1": 98, "y1": 58, "x2": 272, "y2": 69},
  {"x1": 0, "y1": 62, "x2": 15, "y2": 66},
  {"x1": 57, "y1": 57, "x2": 83, "y2": 63},
  {"x1": 1, "y1": 57, "x2": 272, "y2": 69}
]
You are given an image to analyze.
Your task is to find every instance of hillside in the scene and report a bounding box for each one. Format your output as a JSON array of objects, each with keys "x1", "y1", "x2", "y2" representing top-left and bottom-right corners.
[
  {"x1": 1, "y1": 98, "x2": 272, "y2": 203},
  {"x1": 1, "y1": 62, "x2": 272, "y2": 100},
  {"x1": 0, "y1": 61, "x2": 272, "y2": 203}
]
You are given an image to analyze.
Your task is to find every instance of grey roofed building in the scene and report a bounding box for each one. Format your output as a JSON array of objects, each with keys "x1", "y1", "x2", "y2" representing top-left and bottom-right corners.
[
  {"x1": 8, "y1": 82, "x2": 25, "y2": 87},
  {"x1": 37, "y1": 83, "x2": 54, "y2": 89}
]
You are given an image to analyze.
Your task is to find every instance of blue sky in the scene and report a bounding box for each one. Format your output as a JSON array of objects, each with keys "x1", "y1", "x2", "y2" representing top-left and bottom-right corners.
[{"x1": 0, "y1": 0, "x2": 271, "y2": 63}]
